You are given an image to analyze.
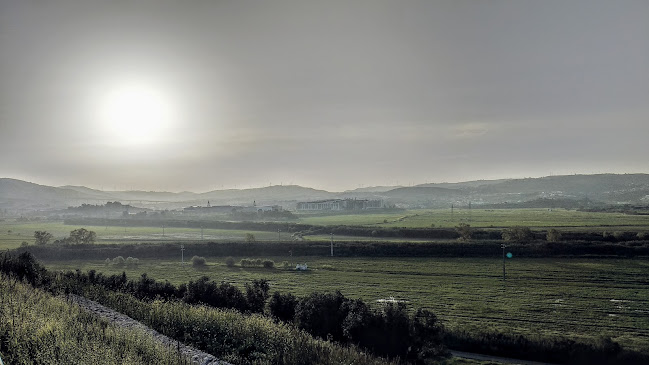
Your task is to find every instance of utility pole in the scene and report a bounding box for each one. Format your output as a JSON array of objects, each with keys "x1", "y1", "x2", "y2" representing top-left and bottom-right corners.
[
  {"x1": 181, "y1": 244, "x2": 185, "y2": 265},
  {"x1": 330, "y1": 233, "x2": 334, "y2": 257},
  {"x1": 501, "y1": 243, "x2": 507, "y2": 281}
]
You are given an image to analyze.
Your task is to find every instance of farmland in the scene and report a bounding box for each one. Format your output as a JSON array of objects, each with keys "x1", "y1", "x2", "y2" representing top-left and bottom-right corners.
[
  {"x1": 298, "y1": 208, "x2": 649, "y2": 229},
  {"x1": 44, "y1": 255, "x2": 649, "y2": 353}
]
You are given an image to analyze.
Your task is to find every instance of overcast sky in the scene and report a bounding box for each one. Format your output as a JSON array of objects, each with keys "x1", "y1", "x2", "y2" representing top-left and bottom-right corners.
[{"x1": 1, "y1": 0, "x2": 648, "y2": 192}]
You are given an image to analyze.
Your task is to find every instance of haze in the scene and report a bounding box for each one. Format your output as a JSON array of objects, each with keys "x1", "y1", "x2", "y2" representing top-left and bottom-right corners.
[{"x1": 1, "y1": 0, "x2": 647, "y2": 192}]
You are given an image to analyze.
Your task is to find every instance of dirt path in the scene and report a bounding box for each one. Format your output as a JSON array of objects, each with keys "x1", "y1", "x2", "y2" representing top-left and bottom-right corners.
[{"x1": 69, "y1": 294, "x2": 231, "y2": 365}]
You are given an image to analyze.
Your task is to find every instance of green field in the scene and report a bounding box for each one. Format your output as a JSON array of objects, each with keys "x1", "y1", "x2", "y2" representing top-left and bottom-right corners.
[
  {"x1": 3, "y1": 208, "x2": 649, "y2": 250},
  {"x1": 44, "y1": 256, "x2": 649, "y2": 353},
  {"x1": 298, "y1": 208, "x2": 649, "y2": 229},
  {"x1": 0, "y1": 220, "x2": 281, "y2": 250}
]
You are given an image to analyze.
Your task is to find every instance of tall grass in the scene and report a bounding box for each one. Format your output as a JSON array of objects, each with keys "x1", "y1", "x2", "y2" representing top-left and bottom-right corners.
[
  {"x1": 78, "y1": 287, "x2": 397, "y2": 365},
  {"x1": 0, "y1": 274, "x2": 187, "y2": 365}
]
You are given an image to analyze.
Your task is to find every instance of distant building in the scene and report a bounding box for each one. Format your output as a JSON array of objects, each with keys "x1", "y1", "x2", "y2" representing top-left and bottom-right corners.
[
  {"x1": 296, "y1": 199, "x2": 383, "y2": 211},
  {"x1": 241, "y1": 205, "x2": 283, "y2": 213},
  {"x1": 183, "y1": 205, "x2": 242, "y2": 214},
  {"x1": 184, "y1": 202, "x2": 283, "y2": 214}
]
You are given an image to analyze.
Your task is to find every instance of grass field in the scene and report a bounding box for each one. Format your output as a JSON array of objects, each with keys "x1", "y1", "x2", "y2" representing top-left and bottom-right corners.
[
  {"x1": 44, "y1": 256, "x2": 649, "y2": 353},
  {"x1": 0, "y1": 220, "x2": 281, "y2": 250},
  {"x1": 3, "y1": 208, "x2": 649, "y2": 250},
  {"x1": 298, "y1": 208, "x2": 649, "y2": 229}
]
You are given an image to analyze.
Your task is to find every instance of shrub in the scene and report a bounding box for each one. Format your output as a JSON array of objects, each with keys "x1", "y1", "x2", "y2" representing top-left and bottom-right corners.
[
  {"x1": 104, "y1": 258, "x2": 111, "y2": 266},
  {"x1": 281, "y1": 261, "x2": 290, "y2": 270},
  {"x1": 112, "y1": 256, "x2": 125, "y2": 266},
  {"x1": 245, "y1": 233, "x2": 256, "y2": 243},
  {"x1": 225, "y1": 256, "x2": 235, "y2": 267},
  {"x1": 262, "y1": 259, "x2": 275, "y2": 269},
  {"x1": 455, "y1": 223, "x2": 472, "y2": 241},
  {"x1": 547, "y1": 229, "x2": 562, "y2": 242},
  {"x1": 502, "y1": 226, "x2": 533, "y2": 242},
  {"x1": 125, "y1": 257, "x2": 139, "y2": 267},
  {"x1": 21, "y1": 241, "x2": 29, "y2": 247},
  {"x1": 192, "y1": 255, "x2": 207, "y2": 267},
  {"x1": 240, "y1": 258, "x2": 252, "y2": 267}
]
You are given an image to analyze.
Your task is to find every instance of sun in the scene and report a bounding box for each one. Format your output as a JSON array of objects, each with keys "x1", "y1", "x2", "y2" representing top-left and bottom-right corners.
[{"x1": 97, "y1": 80, "x2": 176, "y2": 145}]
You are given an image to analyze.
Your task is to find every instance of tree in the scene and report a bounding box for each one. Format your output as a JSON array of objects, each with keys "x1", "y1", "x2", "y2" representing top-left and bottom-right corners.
[
  {"x1": 33, "y1": 231, "x2": 53, "y2": 245},
  {"x1": 225, "y1": 256, "x2": 235, "y2": 267},
  {"x1": 245, "y1": 279, "x2": 270, "y2": 313},
  {"x1": 68, "y1": 228, "x2": 96, "y2": 245},
  {"x1": 268, "y1": 291, "x2": 297, "y2": 322},
  {"x1": 455, "y1": 223, "x2": 472, "y2": 241},
  {"x1": 546, "y1": 228, "x2": 562, "y2": 242},
  {"x1": 502, "y1": 226, "x2": 533, "y2": 242}
]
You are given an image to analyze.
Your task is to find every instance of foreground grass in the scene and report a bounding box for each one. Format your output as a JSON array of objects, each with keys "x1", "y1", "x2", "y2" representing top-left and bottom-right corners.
[
  {"x1": 46, "y1": 256, "x2": 649, "y2": 353},
  {"x1": 0, "y1": 274, "x2": 186, "y2": 365}
]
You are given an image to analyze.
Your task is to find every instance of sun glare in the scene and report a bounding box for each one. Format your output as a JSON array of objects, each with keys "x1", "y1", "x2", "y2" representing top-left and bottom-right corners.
[{"x1": 97, "y1": 80, "x2": 176, "y2": 146}]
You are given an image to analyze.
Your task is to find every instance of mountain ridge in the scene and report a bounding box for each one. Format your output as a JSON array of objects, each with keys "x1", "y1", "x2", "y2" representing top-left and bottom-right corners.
[{"x1": 2, "y1": 173, "x2": 649, "y2": 212}]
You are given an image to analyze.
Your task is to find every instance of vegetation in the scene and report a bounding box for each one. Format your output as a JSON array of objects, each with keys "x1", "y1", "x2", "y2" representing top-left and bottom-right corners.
[
  {"x1": 501, "y1": 226, "x2": 533, "y2": 242},
  {"x1": 0, "y1": 273, "x2": 187, "y2": 364},
  {"x1": 68, "y1": 227, "x2": 97, "y2": 244},
  {"x1": 42, "y1": 254, "x2": 649, "y2": 358},
  {"x1": 0, "y1": 252, "x2": 402, "y2": 365},
  {"x1": 455, "y1": 223, "x2": 472, "y2": 241},
  {"x1": 547, "y1": 228, "x2": 562, "y2": 242},
  {"x1": 33, "y1": 230, "x2": 53, "y2": 245},
  {"x1": 191, "y1": 255, "x2": 207, "y2": 267}
]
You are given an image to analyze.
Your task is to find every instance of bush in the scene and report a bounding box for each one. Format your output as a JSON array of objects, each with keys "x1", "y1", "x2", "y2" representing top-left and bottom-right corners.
[
  {"x1": 112, "y1": 256, "x2": 125, "y2": 266},
  {"x1": 281, "y1": 261, "x2": 290, "y2": 270},
  {"x1": 125, "y1": 257, "x2": 139, "y2": 267},
  {"x1": 502, "y1": 226, "x2": 533, "y2": 242},
  {"x1": 21, "y1": 241, "x2": 29, "y2": 247},
  {"x1": 547, "y1": 229, "x2": 562, "y2": 242},
  {"x1": 269, "y1": 291, "x2": 297, "y2": 322},
  {"x1": 245, "y1": 233, "x2": 256, "y2": 243},
  {"x1": 104, "y1": 258, "x2": 111, "y2": 266},
  {"x1": 225, "y1": 256, "x2": 235, "y2": 267},
  {"x1": 262, "y1": 259, "x2": 275, "y2": 269},
  {"x1": 192, "y1": 255, "x2": 207, "y2": 267}
]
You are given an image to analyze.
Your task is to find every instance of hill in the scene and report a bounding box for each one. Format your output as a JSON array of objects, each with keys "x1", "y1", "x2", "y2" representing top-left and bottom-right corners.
[{"x1": 2, "y1": 174, "x2": 649, "y2": 213}]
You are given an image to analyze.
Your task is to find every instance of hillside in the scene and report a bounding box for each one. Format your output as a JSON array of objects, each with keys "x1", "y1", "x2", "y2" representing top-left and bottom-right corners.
[{"x1": 2, "y1": 174, "x2": 649, "y2": 213}]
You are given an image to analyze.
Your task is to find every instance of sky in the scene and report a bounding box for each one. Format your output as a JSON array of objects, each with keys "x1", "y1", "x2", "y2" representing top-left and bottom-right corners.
[{"x1": 1, "y1": 0, "x2": 648, "y2": 192}]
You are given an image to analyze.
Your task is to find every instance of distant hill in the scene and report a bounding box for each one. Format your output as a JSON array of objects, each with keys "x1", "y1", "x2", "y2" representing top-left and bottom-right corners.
[
  {"x1": 0, "y1": 179, "x2": 96, "y2": 211},
  {"x1": 343, "y1": 186, "x2": 403, "y2": 193},
  {"x1": 2, "y1": 174, "x2": 649, "y2": 213},
  {"x1": 198, "y1": 185, "x2": 336, "y2": 205}
]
